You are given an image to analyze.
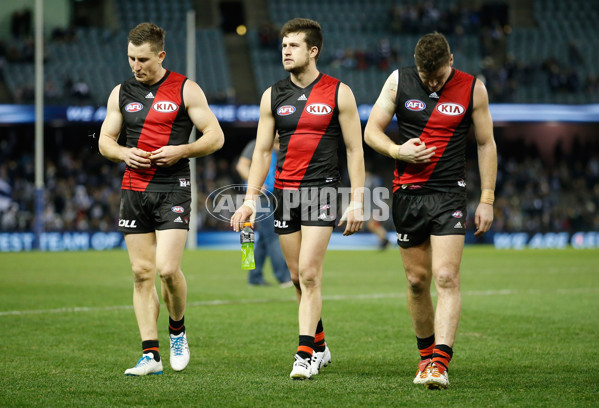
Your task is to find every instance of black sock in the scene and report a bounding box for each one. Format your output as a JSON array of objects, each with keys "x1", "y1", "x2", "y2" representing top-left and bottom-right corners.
[
  {"x1": 432, "y1": 344, "x2": 453, "y2": 372},
  {"x1": 142, "y1": 340, "x2": 160, "y2": 362},
  {"x1": 314, "y1": 319, "x2": 326, "y2": 352},
  {"x1": 416, "y1": 334, "x2": 435, "y2": 360},
  {"x1": 297, "y1": 335, "x2": 314, "y2": 360},
  {"x1": 169, "y1": 316, "x2": 185, "y2": 336}
]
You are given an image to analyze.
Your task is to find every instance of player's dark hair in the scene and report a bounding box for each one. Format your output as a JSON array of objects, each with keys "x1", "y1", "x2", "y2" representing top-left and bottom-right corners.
[
  {"x1": 280, "y1": 18, "x2": 323, "y2": 61},
  {"x1": 128, "y1": 23, "x2": 166, "y2": 54},
  {"x1": 414, "y1": 32, "x2": 451, "y2": 74}
]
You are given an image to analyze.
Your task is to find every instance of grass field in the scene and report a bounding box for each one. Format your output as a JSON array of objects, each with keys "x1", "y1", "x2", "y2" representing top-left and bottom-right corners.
[{"x1": 1, "y1": 247, "x2": 598, "y2": 407}]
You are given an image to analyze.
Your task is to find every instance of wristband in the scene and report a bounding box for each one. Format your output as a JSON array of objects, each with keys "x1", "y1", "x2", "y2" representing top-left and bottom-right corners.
[
  {"x1": 480, "y1": 189, "x2": 495, "y2": 205},
  {"x1": 340, "y1": 201, "x2": 363, "y2": 222},
  {"x1": 242, "y1": 199, "x2": 257, "y2": 223}
]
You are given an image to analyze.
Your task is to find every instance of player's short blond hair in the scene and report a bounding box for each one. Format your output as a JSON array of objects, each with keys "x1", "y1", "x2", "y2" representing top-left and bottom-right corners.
[{"x1": 128, "y1": 23, "x2": 166, "y2": 54}]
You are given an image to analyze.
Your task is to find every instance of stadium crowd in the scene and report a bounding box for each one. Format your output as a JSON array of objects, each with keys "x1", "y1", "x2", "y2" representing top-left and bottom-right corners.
[{"x1": 1, "y1": 131, "x2": 597, "y2": 235}]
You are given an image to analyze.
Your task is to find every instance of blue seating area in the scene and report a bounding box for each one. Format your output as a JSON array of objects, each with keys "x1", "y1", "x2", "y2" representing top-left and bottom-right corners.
[
  {"x1": 1, "y1": 0, "x2": 232, "y2": 106},
  {"x1": 506, "y1": 0, "x2": 599, "y2": 104},
  {"x1": 1, "y1": 0, "x2": 598, "y2": 105},
  {"x1": 252, "y1": 0, "x2": 598, "y2": 105}
]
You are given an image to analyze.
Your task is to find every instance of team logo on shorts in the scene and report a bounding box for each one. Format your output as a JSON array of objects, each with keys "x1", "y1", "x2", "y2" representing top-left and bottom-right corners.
[
  {"x1": 452, "y1": 210, "x2": 463, "y2": 218},
  {"x1": 405, "y1": 99, "x2": 426, "y2": 111},
  {"x1": 125, "y1": 102, "x2": 143, "y2": 112},
  {"x1": 277, "y1": 105, "x2": 296, "y2": 116},
  {"x1": 171, "y1": 206, "x2": 185, "y2": 214}
]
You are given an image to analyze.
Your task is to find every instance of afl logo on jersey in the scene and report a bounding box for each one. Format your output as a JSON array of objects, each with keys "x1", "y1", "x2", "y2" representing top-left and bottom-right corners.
[
  {"x1": 436, "y1": 102, "x2": 465, "y2": 116},
  {"x1": 125, "y1": 102, "x2": 143, "y2": 113},
  {"x1": 305, "y1": 103, "x2": 332, "y2": 115},
  {"x1": 152, "y1": 101, "x2": 179, "y2": 113},
  {"x1": 277, "y1": 105, "x2": 296, "y2": 116},
  {"x1": 405, "y1": 99, "x2": 426, "y2": 111}
]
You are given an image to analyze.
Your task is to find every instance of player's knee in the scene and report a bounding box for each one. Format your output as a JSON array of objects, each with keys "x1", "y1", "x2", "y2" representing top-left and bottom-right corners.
[
  {"x1": 405, "y1": 270, "x2": 430, "y2": 295},
  {"x1": 131, "y1": 262, "x2": 155, "y2": 284},
  {"x1": 298, "y1": 266, "x2": 320, "y2": 289},
  {"x1": 434, "y1": 268, "x2": 459, "y2": 290},
  {"x1": 157, "y1": 265, "x2": 180, "y2": 281}
]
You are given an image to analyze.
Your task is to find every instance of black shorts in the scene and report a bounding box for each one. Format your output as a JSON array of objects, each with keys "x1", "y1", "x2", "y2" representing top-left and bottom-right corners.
[
  {"x1": 118, "y1": 189, "x2": 191, "y2": 234},
  {"x1": 392, "y1": 191, "x2": 467, "y2": 248},
  {"x1": 273, "y1": 186, "x2": 338, "y2": 234}
]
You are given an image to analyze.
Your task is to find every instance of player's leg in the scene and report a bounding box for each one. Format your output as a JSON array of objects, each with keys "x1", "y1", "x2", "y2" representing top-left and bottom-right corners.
[
  {"x1": 366, "y1": 219, "x2": 389, "y2": 249},
  {"x1": 399, "y1": 241, "x2": 435, "y2": 384},
  {"x1": 298, "y1": 225, "x2": 331, "y2": 335},
  {"x1": 295, "y1": 225, "x2": 333, "y2": 378},
  {"x1": 279, "y1": 230, "x2": 313, "y2": 379},
  {"x1": 123, "y1": 232, "x2": 163, "y2": 376},
  {"x1": 155, "y1": 228, "x2": 190, "y2": 372},
  {"x1": 155, "y1": 229, "x2": 188, "y2": 321},
  {"x1": 424, "y1": 234, "x2": 464, "y2": 389},
  {"x1": 279, "y1": 230, "x2": 301, "y2": 298}
]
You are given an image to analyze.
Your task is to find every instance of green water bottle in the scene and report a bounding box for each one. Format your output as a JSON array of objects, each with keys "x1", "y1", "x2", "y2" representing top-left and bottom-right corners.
[{"x1": 240, "y1": 222, "x2": 255, "y2": 270}]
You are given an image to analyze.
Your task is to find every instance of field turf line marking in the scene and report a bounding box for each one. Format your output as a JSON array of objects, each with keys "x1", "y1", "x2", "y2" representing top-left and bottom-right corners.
[{"x1": 1, "y1": 287, "x2": 598, "y2": 317}]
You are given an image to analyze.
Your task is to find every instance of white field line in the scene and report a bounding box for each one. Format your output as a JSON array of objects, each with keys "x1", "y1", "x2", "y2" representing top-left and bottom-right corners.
[{"x1": 1, "y1": 287, "x2": 598, "y2": 317}]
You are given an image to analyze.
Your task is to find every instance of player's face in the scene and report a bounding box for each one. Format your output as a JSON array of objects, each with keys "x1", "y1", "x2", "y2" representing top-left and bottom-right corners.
[
  {"x1": 128, "y1": 42, "x2": 165, "y2": 85},
  {"x1": 281, "y1": 32, "x2": 313, "y2": 73},
  {"x1": 417, "y1": 55, "x2": 454, "y2": 93}
]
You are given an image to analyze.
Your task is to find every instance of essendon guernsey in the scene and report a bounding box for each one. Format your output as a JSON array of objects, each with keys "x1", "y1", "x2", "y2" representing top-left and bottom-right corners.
[
  {"x1": 119, "y1": 70, "x2": 193, "y2": 192},
  {"x1": 271, "y1": 73, "x2": 341, "y2": 189},
  {"x1": 394, "y1": 67, "x2": 475, "y2": 193}
]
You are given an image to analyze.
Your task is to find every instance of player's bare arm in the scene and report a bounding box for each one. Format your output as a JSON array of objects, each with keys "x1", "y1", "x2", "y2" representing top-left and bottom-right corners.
[
  {"x1": 99, "y1": 85, "x2": 152, "y2": 169},
  {"x1": 471, "y1": 78, "x2": 497, "y2": 237},
  {"x1": 148, "y1": 80, "x2": 224, "y2": 167},
  {"x1": 365, "y1": 71, "x2": 436, "y2": 163},
  {"x1": 337, "y1": 83, "x2": 365, "y2": 235},
  {"x1": 230, "y1": 88, "x2": 276, "y2": 231}
]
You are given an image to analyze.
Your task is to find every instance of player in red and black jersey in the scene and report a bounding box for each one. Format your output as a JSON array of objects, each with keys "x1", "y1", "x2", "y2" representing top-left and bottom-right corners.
[
  {"x1": 231, "y1": 18, "x2": 365, "y2": 380},
  {"x1": 99, "y1": 23, "x2": 224, "y2": 376},
  {"x1": 365, "y1": 32, "x2": 497, "y2": 389}
]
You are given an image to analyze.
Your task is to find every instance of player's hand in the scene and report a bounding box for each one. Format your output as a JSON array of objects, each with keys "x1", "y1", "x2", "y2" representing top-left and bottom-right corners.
[
  {"x1": 124, "y1": 147, "x2": 151, "y2": 169},
  {"x1": 395, "y1": 138, "x2": 436, "y2": 163},
  {"x1": 474, "y1": 202, "x2": 493, "y2": 237},
  {"x1": 149, "y1": 145, "x2": 183, "y2": 167},
  {"x1": 230, "y1": 199, "x2": 256, "y2": 232},
  {"x1": 338, "y1": 201, "x2": 363, "y2": 236}
]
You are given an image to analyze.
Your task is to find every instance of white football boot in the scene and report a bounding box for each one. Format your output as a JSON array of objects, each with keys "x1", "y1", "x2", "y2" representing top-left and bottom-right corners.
[
  {"x1": 169, "y1": 332, "x2": 190, "y2": 372},
  {"x1": 124, "y1": 353, "x2": 163, "y2": 376},
  {"x1": 310, "y1": 344, "x2": 331, "y2": 375},
  {"x1": 289, "y1": 354, "x2": 312, "y2": 380},
  {"x1": 425, "y1": 363, "x2": 450, "y2": 389},
  {"x1": 413, "y1": 359, "x2": 432, "y2": 385}
]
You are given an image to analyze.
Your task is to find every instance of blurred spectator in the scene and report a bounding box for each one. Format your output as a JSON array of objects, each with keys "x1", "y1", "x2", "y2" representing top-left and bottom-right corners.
[
  {"x1": 11, "y1": 8, "x2": 32, "y2": 39},
  {"x1": 1, "y1": 131, "x2": 598, "y2": 235}
]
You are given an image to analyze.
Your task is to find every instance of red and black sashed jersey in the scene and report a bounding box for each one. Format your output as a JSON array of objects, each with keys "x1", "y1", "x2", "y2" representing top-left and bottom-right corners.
[
  {"x1": 394, "y1": 66, "x2": 476, "y2": 193},
  {"x1": 119, "y1": 70, "x2": 193, "y2": 192},
  {"x1": 271, "y1": 73, "x2": 342, "y2": 189}
]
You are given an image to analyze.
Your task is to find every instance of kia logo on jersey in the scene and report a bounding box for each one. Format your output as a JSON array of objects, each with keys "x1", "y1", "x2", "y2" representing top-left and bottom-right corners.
[
  {"x1": 171, "y1": 206, "x2": 185, "y2": 213},
  {"x1": 405, "y1": 99, "x2": 426, "y2": 111},
  {"x1": 125, "y1": 102, "x2": 143, "y2": 112},
  {"x1": 305, "y1": 103, "x2": 332, "y2": 115},
  {"x1": 152, "y1": 101, "x2": 179, "y2": 113},
  {"x1": 436, "y1": 102, "x2": 465, "y2": 116},
  {"x1": 277, "y1": 105, "x2": 296, "y2": 116}
]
